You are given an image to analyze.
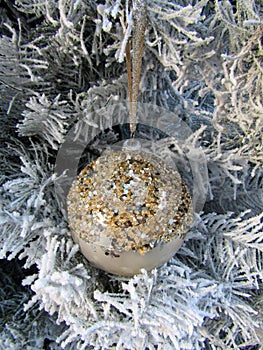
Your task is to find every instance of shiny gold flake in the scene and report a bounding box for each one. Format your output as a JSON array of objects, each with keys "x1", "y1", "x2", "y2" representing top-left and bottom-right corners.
[{"x1": 67, "y1": 150, "x2": 192, "y2": 255}]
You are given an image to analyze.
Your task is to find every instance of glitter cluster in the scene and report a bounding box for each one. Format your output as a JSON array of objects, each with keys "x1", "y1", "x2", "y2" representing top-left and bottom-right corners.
[{"x1": 67, "y1": 150, "x2": 192, "y2": 255}]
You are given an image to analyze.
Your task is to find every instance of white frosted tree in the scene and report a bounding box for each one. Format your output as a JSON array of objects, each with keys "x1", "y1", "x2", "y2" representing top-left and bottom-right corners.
[{"x1": 0, "y1": 0, "x2": 263, "y2": 349}]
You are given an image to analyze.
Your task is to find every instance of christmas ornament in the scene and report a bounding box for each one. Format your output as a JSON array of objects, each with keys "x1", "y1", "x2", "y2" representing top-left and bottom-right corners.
[{"x1": 67, "y1": 139, "x2": 192, "y2": 276}]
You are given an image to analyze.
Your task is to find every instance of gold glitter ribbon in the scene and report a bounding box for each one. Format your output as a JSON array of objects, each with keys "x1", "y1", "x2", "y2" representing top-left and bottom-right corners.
[{"x1": 126, "y1": 0, "x2": 147, "y2": 137}]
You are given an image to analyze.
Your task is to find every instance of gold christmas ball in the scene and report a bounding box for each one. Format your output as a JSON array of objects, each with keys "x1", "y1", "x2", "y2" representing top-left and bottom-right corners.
[{"x1": 67, "y1": 148, "x2": 192, "y2": 276}]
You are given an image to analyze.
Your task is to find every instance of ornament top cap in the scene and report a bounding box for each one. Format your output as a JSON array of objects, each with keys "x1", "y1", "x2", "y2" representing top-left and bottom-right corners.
[{"x1": 123, "y1": 138, "x2": 142, "y2": 151}]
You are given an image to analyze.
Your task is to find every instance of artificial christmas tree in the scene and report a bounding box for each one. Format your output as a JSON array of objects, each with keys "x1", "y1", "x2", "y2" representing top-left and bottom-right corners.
[{"x1": 1, "y1": 0, "x2": 263, "y2": 348}]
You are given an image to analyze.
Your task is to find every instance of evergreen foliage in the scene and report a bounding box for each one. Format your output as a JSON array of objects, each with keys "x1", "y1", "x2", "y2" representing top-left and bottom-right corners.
[{"x1": 0, "y1": 0, "x2": 262, "y2": 348}]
